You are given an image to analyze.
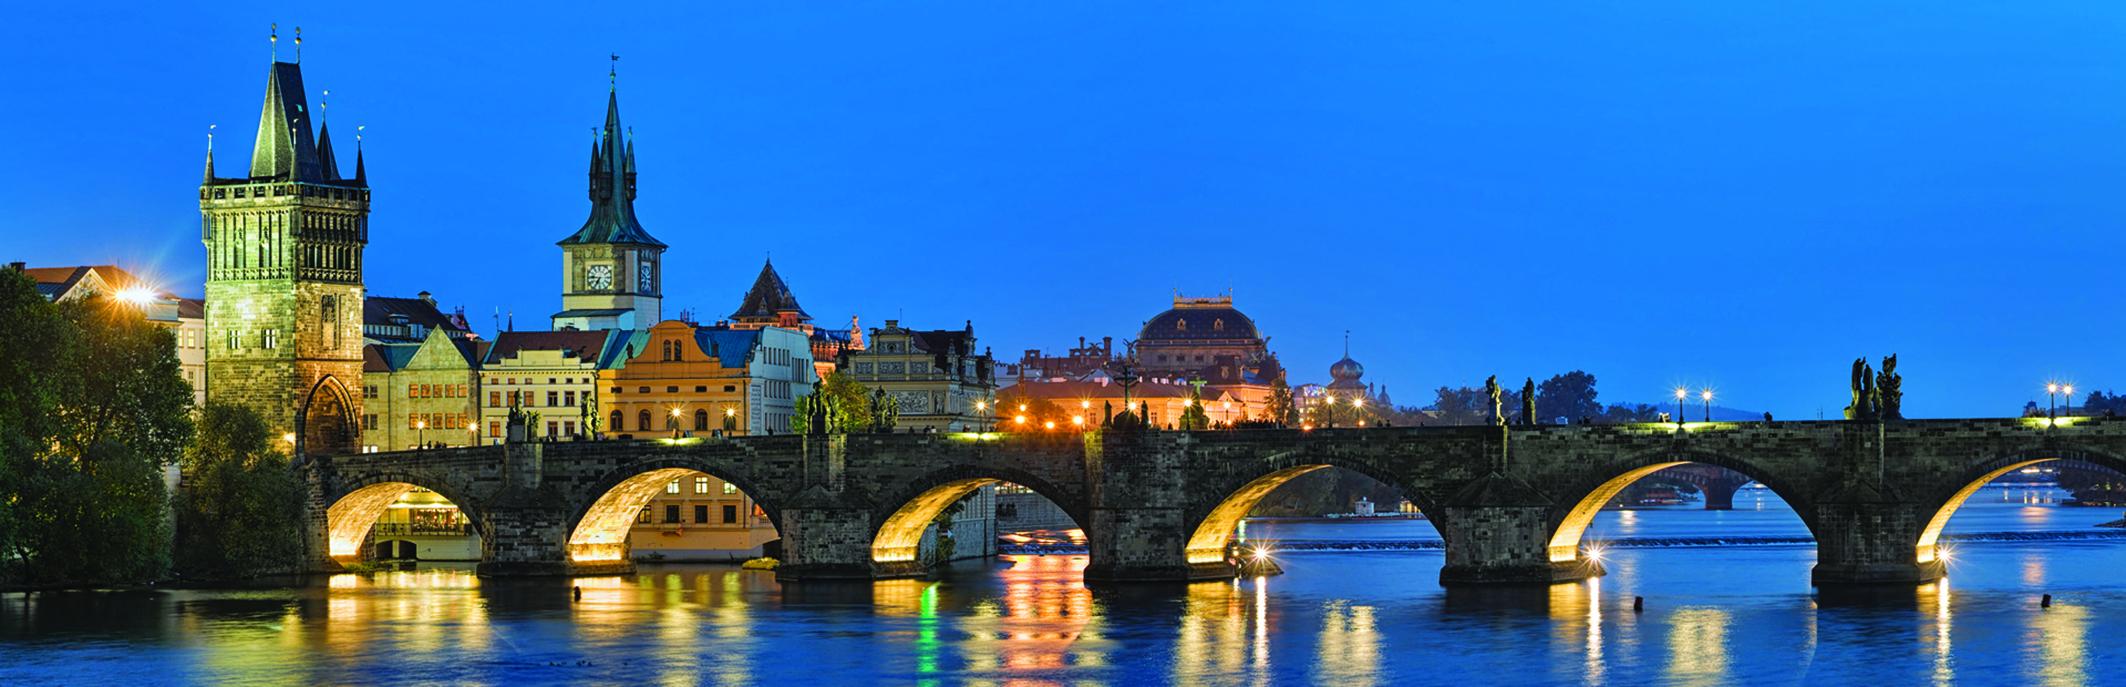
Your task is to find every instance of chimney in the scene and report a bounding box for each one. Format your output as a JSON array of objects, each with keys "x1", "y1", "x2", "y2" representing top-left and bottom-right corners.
[
  {"x1": 418, "y1": 291, "x2": 436, "y2": 308},
  {"x1": 6, "y1": 262, "x2": 23, "y2": 272}
]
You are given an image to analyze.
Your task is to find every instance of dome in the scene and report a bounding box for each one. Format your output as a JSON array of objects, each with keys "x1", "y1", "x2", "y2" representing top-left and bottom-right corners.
[
  {"x1": 1138, "y1": 297, "x2": 1259, "y2": 342},
  {"x1": 1330, "y1": 357, "x2": 1364, "y2": 383}
]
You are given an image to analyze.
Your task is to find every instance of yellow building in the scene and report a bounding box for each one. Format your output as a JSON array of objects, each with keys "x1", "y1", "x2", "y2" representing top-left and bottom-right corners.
[
  {"x1": 629, "y1": 472, "x2": 779, "y2": 561},
  {"x1": 478, "y1": 328, "x2": 643, "y2": 442},
  {"x1": 599, "y1": 320, "x2": 815, "y2": 438},
  {"x1": 360, "y1": 327, "x2": 481, "y2": 451}
]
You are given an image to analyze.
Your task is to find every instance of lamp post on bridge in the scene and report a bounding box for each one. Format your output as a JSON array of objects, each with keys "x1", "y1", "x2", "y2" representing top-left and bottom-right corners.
[
  {"x1": 1701, "y1": 389, "x2": 1713, "y2": 422},
  {"x1": 1674, "y1": 388, "x2": 1687, "y2": 426},
  {"x1": 2048, "y1": 382, "x2": 2060, "y2": 419}
]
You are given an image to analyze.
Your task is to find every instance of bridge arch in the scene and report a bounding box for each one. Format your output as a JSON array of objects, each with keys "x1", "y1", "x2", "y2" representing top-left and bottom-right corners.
[
  {"x1": 1180, "y1": 448, "x2": 1442, "y2": 567},
  {"x1": 1544, "y1": 448, "x2": 1818, "y2": 563},
  {"x1": 566, "y1": 457, "x2": 785, "y2": 565},
  {"x1": 325, "y1": 471, "x2": 485, "y2": 563},
  {"x1": 869, "y1": 465, "x2": 1088, "y2": 569},
  {"x1": 1914, "y1": 445, "x2": 2126, "y2": 564},
  {"x1": 298, "y1": 375, "x2": 359, "y2": 457}
]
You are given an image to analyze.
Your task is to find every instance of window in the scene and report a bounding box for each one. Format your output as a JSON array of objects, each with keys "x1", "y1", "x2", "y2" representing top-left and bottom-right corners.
[
  {"x1": 1214, "y1": 319, "x2": 1224, "y2": 331},
  {"x1": 362, "y1": 414, "x2": 378, "y2": 430},
  {"x1": 694, "y1": 476, "x2": 709, "y2": 494},
  {"x1": 365, "y1": 385, "x2": 378, "y2": 399},
  {"x1": 722, "y1": 505, "x2": 738, "y2": 524},
  {"x1": 322, "y1": 296, "x2": 340, "y2": 349},
  {"x1": 638, "y1": 387, "x2": 650, "y2": 394},
  {"x1": 547, "y1": 391, "x2": 559, "y2": 406},
  {"x1": 722, "y1": 482, "x2": 738, "y2": 495},
  {"x1": 563, "y1": 420, "x2": 576, "y2": 436},
  {"x1": 724, "y1": 386, "x2": 736, "y2": 392},
  {"x1": 262, "y1": 329, "x2": 279, "y2": 349},
  {"x1": 638, "y1": 410, "x2": 652, "y2": 431},
  {"x1": 694, "y1": 409, "x2": 709, "y2": 431},
  {"x1": 665, "y1": 505, "x2": 681, "y2": 523},
  {"x1": 1176, "y1": 319, "x2": 1187, "y2": 330},
  {"x1": 637, "y1": 507, "x2": 651, "y2": 524},
  {"x1": 694, "y1": 386, "x2": 707, "y2": 393},
  {"x1": 695, "y1": 505, "x2": 709, "y2": 523},
  {"x1": 666, "y1": 386, "x2": 679, "y2": 393},
  {"x1": 546, "y1": 420, "x2": 558, "y2": 437},
  {"x1": 666, "y1": 479, "x2": 680, "y2": 494},
  {"x1": 488, "y1": 421, "x2": 501, "y2": 438},
  {"x1": 227, "y1": 330, "x2": 240, "y2": 349},
  {"x1": 564, "y1": 391, "x2": 576, "y2": 406},
  {"x1": 609, "y1": 410, "x2": 623, "y2": 432},
  {"x1": 490, "y1": 391, "x2": 502, "y2": 407},
  {"x1": 662, "y1": 340, "x2": 672, "y2": 361}
]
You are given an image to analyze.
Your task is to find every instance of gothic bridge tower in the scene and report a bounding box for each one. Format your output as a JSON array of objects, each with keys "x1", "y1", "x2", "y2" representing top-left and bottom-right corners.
[
  {"x1": 552, "y1": 76, "x2": 666, "y2": 331},
  {"x1": 200, "y1": 50, "x2": 368, "y2": 452}
]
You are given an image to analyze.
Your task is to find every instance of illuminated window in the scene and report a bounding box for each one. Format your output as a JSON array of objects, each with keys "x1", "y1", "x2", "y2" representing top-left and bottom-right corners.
[
  {"x1": 722, "y1": 482, "x2": 738, "y2": 495},
  {"x1": 637, "y1": 507, "x2": 651, "y2": 524},
  {"x1": 666, "y1": 479, "x2": 680, "y2": 494},
  {"x1": 694, "y1": 476, "x2": 709, "y2": 494}
]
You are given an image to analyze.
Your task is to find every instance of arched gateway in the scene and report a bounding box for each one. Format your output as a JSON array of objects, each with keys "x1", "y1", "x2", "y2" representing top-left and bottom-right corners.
[{"x1": 300, "y1": 415, "x2": 2126, "y2": 586}]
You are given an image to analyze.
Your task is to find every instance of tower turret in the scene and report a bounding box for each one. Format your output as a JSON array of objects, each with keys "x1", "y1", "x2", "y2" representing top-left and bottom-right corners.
[{"x1": 553, "y1": 73, "x2": 666, "y2": 332}]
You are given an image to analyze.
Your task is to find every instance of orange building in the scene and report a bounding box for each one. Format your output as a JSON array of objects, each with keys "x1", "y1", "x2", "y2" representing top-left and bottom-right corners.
[{"x1": 598, "y1": 320, "x2": 816, "y2": 438}]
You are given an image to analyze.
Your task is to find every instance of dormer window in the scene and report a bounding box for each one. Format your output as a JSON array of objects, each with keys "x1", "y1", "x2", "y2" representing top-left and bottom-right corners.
[
  {"x1": 1214, "y1": 319, "x2": 1225, "y2": 331},
  {"x1": 1176, "y1": 319, "x2": 1187, "y2": 331}
]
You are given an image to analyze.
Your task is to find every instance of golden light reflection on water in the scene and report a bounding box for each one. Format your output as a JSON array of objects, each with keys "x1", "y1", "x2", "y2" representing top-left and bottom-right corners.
[
  {"x1": 1922, "y1": 578, "x2": 1952, "y2": 687},
  {"x1": 1313, "y1": 599, "x2": 1378, "y2": 687},
  {"x1": 1175, "y1": 578, "x2": 1259, "y2": 686},
  {"x1": 2028, "y1": 601, "x2": 2088, "y2": 687},
  {"x1": 1665, "y1": 607, "x2": 1730, "y2": 687}
]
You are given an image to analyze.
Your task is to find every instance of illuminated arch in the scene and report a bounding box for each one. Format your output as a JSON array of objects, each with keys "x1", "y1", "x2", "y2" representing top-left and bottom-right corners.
[
  {"x1": 298, "y1": 375, "x2": 358, "y2": 456},
  {"x1": 1180, "y1": 450, "x2": 1440, "y2": 566},
  {"x1": 565, "y1": 459, "x2": 782, "y2": 564},
  {"x1": 869, "y1": 466, "x2": 1087, "y2": 567},
  {"x1": 324, "y1": 473, "x2": 482, "y2": 563},
  {"x1": 1914, "y1": 447, "x2": 2126, "y2": 564},
  {"x1": 1544, "y1": 450, "x2": 1813, "y2": 563}
]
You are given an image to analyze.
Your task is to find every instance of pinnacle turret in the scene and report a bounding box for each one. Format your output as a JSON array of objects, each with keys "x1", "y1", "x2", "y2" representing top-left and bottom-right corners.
[{"x1": 557, "y1": 82, "x2": 663, "y2": 247}]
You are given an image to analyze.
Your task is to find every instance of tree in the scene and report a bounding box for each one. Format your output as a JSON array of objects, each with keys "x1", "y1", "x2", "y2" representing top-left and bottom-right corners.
[
  {"x1": 994, "y1": 389, "x2": 1066, "y2": 431},
  {"x1": 1180, "y1": 384, "x2": 1211, "y2": 430},
  {"x1": 1535, "y1": 371, "x2": 1603, "y2": 425},
  {"x1": 175, "y1": 402, "x2": 306, "y2": 578},
  {"x1": 792, "y1": 372, "x2": 875, "y2": 434},
  {"x1": 1600, "y1": 403, "x2": 1663, "y2": 423},
  {"x1": 1427, "y1": 385, "x2": 1520, "y2": 425},
  {"x1": 1266, "y1": 373, "x2": 1297, "y2": 427},
  {"x1": 0, "y1": 267, "x2": 191, "y2": 584}
]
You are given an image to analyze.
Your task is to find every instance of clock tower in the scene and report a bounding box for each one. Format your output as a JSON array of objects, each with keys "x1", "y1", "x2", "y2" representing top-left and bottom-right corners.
[{"x1": 553, "y1": 79, "x2": 665, "y2": 331}]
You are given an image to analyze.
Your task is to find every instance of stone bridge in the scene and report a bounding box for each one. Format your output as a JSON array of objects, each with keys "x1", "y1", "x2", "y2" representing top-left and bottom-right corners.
[{"x1": 302, "y1": 415, "x2": 2126, "y2": 586}]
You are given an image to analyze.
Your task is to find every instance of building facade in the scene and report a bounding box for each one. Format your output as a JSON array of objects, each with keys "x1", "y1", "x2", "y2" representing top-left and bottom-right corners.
[
  {"x1": 360, "y1": 327, "x2": 481, "y2": 451},
  {"x1": 200, "y1": 57, "x2": 369, "y2": 451},
  {"x1": 722, "y1": 260, "x2": 862, "y2": 381},
  {"x1": 629, "y1": 471, "x2": 779, "y2": 561},
  {"x1": 553, "y1": 85, "x2": 665, "y2": 331},
  {"x1": 841, "y1": 320, "x2": 997, "y2": 432},
  {"x1": 478, "y1": 328, "x2": 641, "y2": 442},
  {"x1": 599, "y1": 321, "x2": 816, "y2": 438},
  {"x1": 21, "y1": 264, "x2": 209, "y2": 408}
]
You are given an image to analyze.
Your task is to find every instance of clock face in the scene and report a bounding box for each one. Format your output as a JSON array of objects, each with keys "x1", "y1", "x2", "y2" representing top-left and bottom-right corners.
[
  {"x1": 639, "y1": 262, "x2": 654, "y2": 291},
  {"x1": 585, "y1": 264, "x2": 613, "y2": 290}
]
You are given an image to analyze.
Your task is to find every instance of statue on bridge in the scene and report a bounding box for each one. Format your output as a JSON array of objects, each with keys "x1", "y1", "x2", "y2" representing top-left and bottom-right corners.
[
  {"x1": 1845, "y1": 357, "x2": 1881, "y2": 421},
  {"x1": 1877, "y1": 355, "x2": 1903, "y2": 420},
  {"x1": 1521, "y1": 378, "x2": 1537, "y2": 425},
  {"x1": 1485, "y1": 376, "x2": 1505, "y2": 426}
]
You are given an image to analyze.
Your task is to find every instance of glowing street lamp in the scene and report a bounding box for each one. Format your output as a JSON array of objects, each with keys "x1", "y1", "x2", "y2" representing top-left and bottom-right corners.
[
  {"x1": 416, "y1": 419, "x2": 426, "y2": 448},
  {"x1": 2065, "y1": 385, "x2": 2076, "y2": 416},
  {"x1": 1674, "y1": 388, "x2": 1688, "y2": 425},
  {"x1": 1701, "y1": 389, "x2": 1713, "y2": 422},
  {"x1": 670, "y1": 407, "x2": 684, "y2": 438},
  {"x1": 2048, "y1": 382, "x2": 2060, "y2": 419}
]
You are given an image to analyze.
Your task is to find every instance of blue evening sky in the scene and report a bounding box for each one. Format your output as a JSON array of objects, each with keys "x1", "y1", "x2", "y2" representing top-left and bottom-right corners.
[{"x1": 4, "y1": 2, "x2": 2123, "y2": 418}]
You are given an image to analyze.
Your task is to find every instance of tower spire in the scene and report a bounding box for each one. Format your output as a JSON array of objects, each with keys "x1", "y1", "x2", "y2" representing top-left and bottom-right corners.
[
  {"x1": 353, "y1": 126, "x2": 366, "y2": 186},
  {"x1": 316, "y1": 90, "x2": 340, "y2": 180},
  {"x1": 204, "y1": 125, "x2": 217, "y2": 183}
]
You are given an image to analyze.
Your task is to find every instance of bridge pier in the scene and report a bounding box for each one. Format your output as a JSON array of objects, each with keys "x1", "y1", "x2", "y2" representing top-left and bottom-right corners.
[
  {"x1": 1437, "y1": 474, "x2": 1603, "y2": 585},
  {"x1": 1809, "y1": 492, "x2": 1942, "y2": 585},
  {"x1": 775, "y1": 491, "x2": 880, "y2": 581},
  {"x1": 1698, "y1": 477, "x2": 1749, "y2": 510}
]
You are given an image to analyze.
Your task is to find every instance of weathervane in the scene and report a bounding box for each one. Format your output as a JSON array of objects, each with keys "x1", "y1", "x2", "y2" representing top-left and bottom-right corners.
[
  {"x1": 295, "y1": 26, "x2": 302, "y2": 63},
  {"x1": 270, "y1": 23, "x2": 277, "y2": 61},
  {"x1": 610, "y1": 53, "x2": 619, "y2": 89}
]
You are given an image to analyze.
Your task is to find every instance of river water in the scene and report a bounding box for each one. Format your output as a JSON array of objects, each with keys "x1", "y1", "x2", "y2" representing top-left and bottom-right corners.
[{"x1": 4, "y1": 485, "x2": 2123, "y2": 685}]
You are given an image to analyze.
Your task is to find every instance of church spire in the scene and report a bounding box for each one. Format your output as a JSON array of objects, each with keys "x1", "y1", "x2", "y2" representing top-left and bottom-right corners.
[
  {"x1": 316, "y1": 91, "x2": 340, "y2": 180},
  {"x1": 203, "y1": 125, "x2": 217, "y2": 183},
  {"x1": 353, "y1": 126, "x2": 366, "y2": 186},
  {"x1": 249, "y1": 59, "x2": 322, "y2": 181},
  {"x1": 557, "y1": 67, "x2": 663, "y2": 248}
]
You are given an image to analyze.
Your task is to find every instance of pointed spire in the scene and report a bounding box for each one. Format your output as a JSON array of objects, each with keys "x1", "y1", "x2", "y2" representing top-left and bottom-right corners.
[
  {"x1": 249, "y1": 61, "x2": 321, "y2": 181},
  {"x1": 730, "y1": 260, "x2": 810, "y2": 324},
  {"x1": 558, "y1": 68, "x2": 662, "y2": 248},
  {"x1": 353, "y1": 126, "x2": 366, "y2": 186},
  {"x1": 315, "y1": 91, "x2": 340, "y2": 180},
  {"x1": 203, "y1": 125, "x2": 217, "y2": 183}
]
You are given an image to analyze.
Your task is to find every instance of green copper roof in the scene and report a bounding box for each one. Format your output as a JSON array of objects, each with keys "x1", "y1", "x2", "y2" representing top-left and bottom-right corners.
[{"x1": 558, "y1": 89, "x2": 664, "y2": 247}]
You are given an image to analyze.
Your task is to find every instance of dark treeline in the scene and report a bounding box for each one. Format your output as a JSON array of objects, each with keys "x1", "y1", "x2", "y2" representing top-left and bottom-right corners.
[{"x1": 0, "y1": 267, "x2": 302, "y2": 586}]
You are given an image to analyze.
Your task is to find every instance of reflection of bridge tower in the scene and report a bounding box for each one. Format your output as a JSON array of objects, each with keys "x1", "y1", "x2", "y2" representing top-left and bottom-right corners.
[{"x1": 1652, "y1": 465, "x2": 1755, "y2": 510}]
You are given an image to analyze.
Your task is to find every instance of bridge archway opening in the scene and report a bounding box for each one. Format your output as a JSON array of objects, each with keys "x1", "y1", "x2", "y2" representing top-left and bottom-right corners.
[
  {"x1": 1547, "y1": 461, "x2": 1806, "y2": 563},
  {"x1": 326, "y1": 482, "x2": 478, "y2": 565},
  {"x1": 568, "y1": 468, "x2": 779, "y2": 564},
  {"x1": 1181, "y1": 465, "x2": 1431, "y2": 566},
  {"x1": 1915, "y1": 457, "x2": 2126, "y2": 565},
  {"x1": 873, "y1": 478, "x2": 1083, "y2": 568}
]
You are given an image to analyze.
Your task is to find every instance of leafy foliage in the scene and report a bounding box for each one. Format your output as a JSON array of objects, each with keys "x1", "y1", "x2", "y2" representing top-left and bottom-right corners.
[
  {"x1": 0, "y1": 267, "x2": 192, "y2": 584},
  {"x1": 790, "y1": 372, "x2": 874, "y2": 434},
  {"x1": 175, "y1": 402, "x2": 306, "y2": 578},
  {"x1": 1266, "y1": 373, "x2": 1297, "y2": 427},
  {"x1": 1534, "y1": 371, "x2": 1604, "y2": 424}
]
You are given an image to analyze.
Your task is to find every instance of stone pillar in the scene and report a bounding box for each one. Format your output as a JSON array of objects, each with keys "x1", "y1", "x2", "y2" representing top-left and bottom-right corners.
[
  {"x1": 300, "y1": 462, "x2": 342, "y2": 573},
  {"x1": 1083, "y1": 432, "x2": 1203, "y2": 582},
  {"x1": 1809, "y1": 482, "x2": 1940, "y2": 585},
  {"x1": 475, "y1": 441, "x2": 613, "y2": 575},
  {"x1": 1698, "y1": 476, "x2": 1749, "y2": 511},
  {"x1": 1436, "y1": 473, "x2": 1599, "y2": 585},
  {"x1": 775, "y1": 486, "x2": 877, "y2": 581}
]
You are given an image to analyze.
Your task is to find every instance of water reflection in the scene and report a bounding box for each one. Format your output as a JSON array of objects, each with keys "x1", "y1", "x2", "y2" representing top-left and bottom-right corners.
[
  {"x1": 1314, "y1": 599, "x2": 1378, "y2": 687},
  {"x1": 1175, "y1": 578, "x2": 1262, "y2": 685},
  {"x1": 2028, "y1": 602, "x2": 2088, "y2": 687},
  {"x1": 1666, "y1": 607, "x2": 1731, "y2": 687}
]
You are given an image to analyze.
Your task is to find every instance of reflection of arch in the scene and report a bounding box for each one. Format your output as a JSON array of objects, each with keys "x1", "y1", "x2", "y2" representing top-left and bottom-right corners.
[
  {"x1": 1545, "y1": 449, "x2": 1815, "y2": 563},
  {"x1": 869, "y1": 466, "x2": 1087, "y2": 565},
  {"x1": 299, "y1": 375, "x2": 358, "y2": 456},
  {"x1": 1180, "y1": 448, "x2": 1441, "y2": 566},
  {"x1": 1915, "y1": 447, "x2": 2126, "y2": 564},
  {"x1": 566, "y1": 459, "x2": 782, "y2": 564},
  {"x1": 325, "y1": 473, "x2": 482, "y2": 563}
]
